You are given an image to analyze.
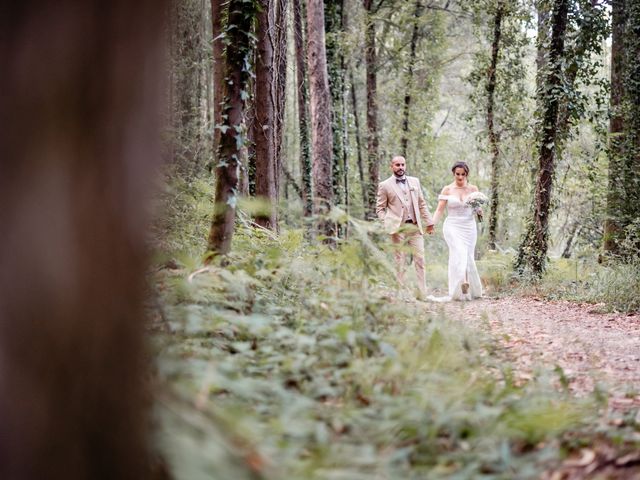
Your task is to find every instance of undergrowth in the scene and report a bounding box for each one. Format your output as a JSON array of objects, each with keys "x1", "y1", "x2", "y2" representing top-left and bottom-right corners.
[
  {"x1": 150, "y1": 174, "x2": 638, "y2": 478},
  {"x1": 151, "y1": 219, "x2": 600, "y2": 479}
]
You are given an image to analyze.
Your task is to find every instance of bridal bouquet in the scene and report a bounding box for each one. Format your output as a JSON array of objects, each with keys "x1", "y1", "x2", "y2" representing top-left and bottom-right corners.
[{"x1": 464, "y1": 191, "x2": 488, "y2": 222}]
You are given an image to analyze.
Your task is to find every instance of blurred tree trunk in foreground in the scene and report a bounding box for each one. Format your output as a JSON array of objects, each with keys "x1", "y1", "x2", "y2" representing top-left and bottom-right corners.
[{"x1": 0, "y1": 2, "x2": 165, "y2": 478}]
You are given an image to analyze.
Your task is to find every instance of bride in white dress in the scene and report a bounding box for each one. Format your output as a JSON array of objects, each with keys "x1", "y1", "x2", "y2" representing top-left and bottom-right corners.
[{"x1": 429, "y1": 162, "x2": 483, "y2": 301}]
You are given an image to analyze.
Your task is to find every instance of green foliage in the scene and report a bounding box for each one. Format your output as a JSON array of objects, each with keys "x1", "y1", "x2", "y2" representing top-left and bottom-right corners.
[
  {"x1": 152, "y1": 219, "x2": 599, "y2": 479},
  {"x1": 506, "y1": 254, "x2": 640, "y2": 314}
]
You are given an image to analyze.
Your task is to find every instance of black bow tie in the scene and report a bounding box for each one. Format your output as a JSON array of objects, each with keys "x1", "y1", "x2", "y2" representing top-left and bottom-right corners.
[{"x1": 396, "y1": 178, "x2": 406, "y2": 184}]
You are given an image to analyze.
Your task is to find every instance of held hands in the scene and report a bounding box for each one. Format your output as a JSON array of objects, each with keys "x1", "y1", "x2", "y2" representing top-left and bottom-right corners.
[{"x1": 426, "y1": 224, "x2": 435, "y2": 235}]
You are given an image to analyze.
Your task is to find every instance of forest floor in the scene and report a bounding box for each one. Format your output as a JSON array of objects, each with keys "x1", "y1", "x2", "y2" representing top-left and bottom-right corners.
[
  {"x1": 429, "y1": 295, "x2": 640, "y2": 409},
  {"x1": 425, "y1": 295, "x2": 640, "y2": 479}
]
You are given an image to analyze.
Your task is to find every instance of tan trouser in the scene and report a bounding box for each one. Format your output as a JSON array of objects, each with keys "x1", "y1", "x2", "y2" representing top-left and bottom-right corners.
[{"x1": 391, "y1": 224, "x2": 426, "y2": 295}]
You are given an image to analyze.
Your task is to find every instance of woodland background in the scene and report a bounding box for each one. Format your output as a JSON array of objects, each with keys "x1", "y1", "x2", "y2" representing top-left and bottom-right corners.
[{"x1": 1, "y1": 0, "x2": 639, "y2": 479}]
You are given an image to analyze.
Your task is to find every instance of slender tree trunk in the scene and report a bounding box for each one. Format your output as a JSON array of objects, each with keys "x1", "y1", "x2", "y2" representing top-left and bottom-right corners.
[
  {"x1": 350, "y1": 70, "x2": 368, "y2": 213},
  {"x1": 561, "y1": 222, "x2": 581, "y2": 258},
  {"x1": 325, "y1": 0, "x2": 346, "y2": 207},
  {"x1": 400, "y1": 0, "x2": 422, "y2": 157},
  {"x1": 621, "y1": 0, "x2": 640, "y2": 252},
  {"x1": 175, "y1": 0, "x2": 206, "y2": 175},
  {"x1": 211, "y1": 0, "x2": 225, "y2": 159},
  {"x1": 294, "y1": 0, "x2": 313, "y2": 217},
  {"x1": 487, "y1": 2, "x2": 504, "y2": 250},
  {"x1": 0, "y1": 2, "x2": 165, "y2": 478},
  {"x1": 364, "y1": 0, "x2": 379, "y2": 220},
  {"x1": 604, "y1": 0, "x2": 626, "y2": 253},
  {"x1": 254, "y1": 0, "x2": 278, "y2": 229},
  {"x1": 207, "y1": 0, "x2": 255, "y2": 256},
  {"x1": 515, "y1": 0, "x2": 569, "y2": 275},
  {"x1": 273, "y1": 0, "x2": 289, "y2": 204},
  {"x1": 307, "y1": 0, "x2": 335, "y2": 236}
]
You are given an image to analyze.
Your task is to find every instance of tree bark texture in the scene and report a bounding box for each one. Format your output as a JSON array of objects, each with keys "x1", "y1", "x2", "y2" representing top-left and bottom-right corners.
[
  {"x1": 325, "y1": 0, "x2": 346, "y2": 207},
  {"x1": 307, "y1": 0, "x2": 335, "y2": 235},
  {"x1": 516, "y1": 0, "x2": 569, "y2": 275},
  {"x1": 535, "y1": 0, "x2": 551, "y2": 108},
  {"x1": 620, "y1": 0, "x2": 640, "y2": 251},
  {"x1": 350, "y1": 70, "x2": 369, "y2": 213},
  {"x1": 211, "y1": 0, "x2": 225, "y2": 159},
  {"x1": 273, "y1": 0, "x2": 289, "y2": 201},
  {"x1": 487, "y1": 2, "x2": 504, "y2": 250},
  {"x1": 294, "y1": 0, "x2": 313, "y2": 217},
  {"x1": 174, "y1": 0, "x2": 207, "y2": 175},
  {"x1": 254, "y1": 0, "x2": 278, "y2": 229},
  {"x1": 604, "y1": 0, "x2": 626, "y2": 253},
  {"x1": 208, "y1": 0, "x2": 255, "y2": 255},
  {"x1": 400, "y1": 0, "x2": 422, "y2": 158},
  {"x1": 364, "y1": 0, "x2": 379, "y2": 220},
  {"x1": 0, "y1": 2, "x2": 165, "y2": 478}
]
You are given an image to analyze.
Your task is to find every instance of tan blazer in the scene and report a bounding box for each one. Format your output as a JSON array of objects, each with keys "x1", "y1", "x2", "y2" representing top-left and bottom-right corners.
[{"x1": 376, "y1": 175, "x2": 434, "y2": 235}]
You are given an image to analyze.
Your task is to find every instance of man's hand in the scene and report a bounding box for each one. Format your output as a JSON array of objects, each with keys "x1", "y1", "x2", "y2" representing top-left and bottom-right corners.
[{"x1": 426, "y1": 224, "x2": 435, "y2": 235}]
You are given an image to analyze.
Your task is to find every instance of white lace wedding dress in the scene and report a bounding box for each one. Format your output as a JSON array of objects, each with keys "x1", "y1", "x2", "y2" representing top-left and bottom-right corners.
[{"x1": 428, "y1": 194, "x2": 482, "y2": 302}]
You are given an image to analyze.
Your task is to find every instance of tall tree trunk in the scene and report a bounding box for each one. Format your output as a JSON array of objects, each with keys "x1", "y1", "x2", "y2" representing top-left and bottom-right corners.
[
  {"x1": 254, "y1": 0, "x2": 278, "y2": 229},
  {"x1": 294, "y1": 0, "x2": 313, "y2": 217},
  {"x1": 0, "y1": 2, "x2": 165, "y2": 478},
  {"x1": 350, "y1": 70, "x2": 369, "y2": 213},
  {"x1": 273, "y1": 0, "x2": 289, "y2": 204},
  {"x1": 211, "y1": 0, "x2": 225, "y2": 159},
  {"x1": 561, "y1": 222, "x2": 581, "y2": 258},
  {"x1": 364, "y1": 0, "x2": 379, "y2": 220},
  {"x1": 621, "y1": 0, "x2": 640, "y2": 251},
  {"x1": 175, "y1": 0, "x2": 206, "y2": 175},
  {"x1": 207, "y1": 0, "x2": 255, "y2": 256},
  {"x1": 515, "y1": 0, "x2": 569, "y2": 275},
  {"x1": 325, "y1": 0, "x2": 346, "y2": 207},
  {"x1": 487, "y1": 2, "x2": 504, "y2": 250},
  {"x1": 535, "y1": 0, "x2": 551, "y2": 105},
  {"x1": 400, "y1": 0, "x2": 422, "y2": 157},
  {"x1": 604, "y1": 0, "x2": 626, "y2": 253},
  {"x1": 307, "y1": 0, "x2": 335, "y2": 236}
]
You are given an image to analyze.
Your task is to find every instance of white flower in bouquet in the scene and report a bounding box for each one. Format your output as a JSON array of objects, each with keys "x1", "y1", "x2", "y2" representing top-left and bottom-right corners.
[{"x1": 464, "y1": 191, "x2": 488, "y2": 221}]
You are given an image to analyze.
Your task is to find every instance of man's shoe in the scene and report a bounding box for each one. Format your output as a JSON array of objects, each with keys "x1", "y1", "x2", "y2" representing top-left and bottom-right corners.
[{"x1": 461, "y1": 282, "x2": 469, "y2": 294}]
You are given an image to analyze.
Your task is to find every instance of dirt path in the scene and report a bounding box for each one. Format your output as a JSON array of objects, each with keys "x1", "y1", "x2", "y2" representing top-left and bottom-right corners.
[{"x1": 437, "y1": 296, "x2": 640, "y2": 411}]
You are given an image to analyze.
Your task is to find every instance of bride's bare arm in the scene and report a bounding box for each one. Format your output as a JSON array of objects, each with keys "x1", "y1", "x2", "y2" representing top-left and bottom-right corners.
[{"x1": 432, "y1": 187, "x2": 449, "y2": 225}]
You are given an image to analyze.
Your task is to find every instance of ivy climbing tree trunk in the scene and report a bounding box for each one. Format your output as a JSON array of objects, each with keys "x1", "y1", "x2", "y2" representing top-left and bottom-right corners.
[
  {"x1": 350, "y1": 69, "x2": 368, "y2": 214},
  {"x1": 0, "y1": 1, "x2": 165, "y2": 478},
  {"x1": 254, "y1": 0, "x2": 278, "y2": 229},
  {"x1": 325, "y1": 0, "x2": 346, "y2": 207},
  {"x1": 364, "y1": 0, "x2": 380, "y2": 220},
  {"x1": 211, "y1": 0, "x2": 225, "y2": 159},
  {"x1": 400, "y1": 0, "x2": 422, "y2": 158},
  {"x1": 604, "y1": 0, "x2": 626, "y2": 254},
  {"x1": 515, "y1": 0, "x2": 569, "y2": 276},
  {"x1": 207, "y1": 0, "x2": 255, "y2": 256},
  {"x1": 307, "y1": 0, "x2": 335, "y2": 236},
  {"x1": 619, "y1": 0, "x2": 640, "y2": 252},
  {"x1": 273, "y1": 0, "x2": 289, "y2": 203},
  {"x1": 486, "y1": 1, "x2": 504, "y2": 250},
  {"x1": 294, "y1": 0, "x2": 313, "y2": 217}
]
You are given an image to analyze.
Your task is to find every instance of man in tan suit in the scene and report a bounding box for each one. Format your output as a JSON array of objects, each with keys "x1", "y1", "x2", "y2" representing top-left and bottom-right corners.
[{"x1": 376, "y1": 156, "x2": 434, "y2": 298}]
